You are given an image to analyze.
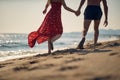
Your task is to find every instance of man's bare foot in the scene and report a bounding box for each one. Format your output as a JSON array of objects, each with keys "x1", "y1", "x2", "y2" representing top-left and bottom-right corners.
[
  {"x1": 48, "y1": 50, "x2": 51, "y2": 55},
  {"x1": 76, "y1": 37, "x2": 85, "y2": 49}
]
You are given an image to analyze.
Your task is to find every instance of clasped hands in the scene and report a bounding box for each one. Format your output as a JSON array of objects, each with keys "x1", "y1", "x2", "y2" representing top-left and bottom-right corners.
[{"x1": 74, "y1": 10, "x2": 81, "y2": 16}]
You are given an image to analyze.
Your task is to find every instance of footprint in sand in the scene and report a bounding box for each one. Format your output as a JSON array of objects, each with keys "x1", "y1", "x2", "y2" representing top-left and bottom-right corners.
[
  {"x1": 53, "y1": 56, "x2": 63, "y2": 59},
  {"x1": 13, "y1": 62, "x2": 55, "y2": 71},
  {"x1": 0, "y1": 65, "x2": 5, "y2": 68},
  {"x1": 13, "y1": 65, "x2": 39, "y2": 71},
  {"x1": 38, "y1": 64, "x2": 55, "y2": 69},
  {"x1": 58, "y1": 65, "x2": 78, "y2": 71},
  {"x1": 0, "y1": 62, "x2": 13, "y2": 65},
  {"x1": 13, "y1": 65, "x2": 29, "y2": 71},
  {"x1": 88, "y1": 75, "x2": 111, "y2": 80},
  {"x1": 39, "y1": 75, "x2": 66, "y2": 80},
  {"x1": 64, "y1": 58, "x2": 84, "y2": 64},
  {"x1": 109, "y1": 52, "x2": 119, "y2": 56},
  {"x1": 29, "y1": 60, "x2": 38, "y2": 64},
  {"x1": 0, "y1": 62, "x2": 13, "y2": 68},
  {"x1": 13, "y1": 60, "x2": 39, "y2": 71}
]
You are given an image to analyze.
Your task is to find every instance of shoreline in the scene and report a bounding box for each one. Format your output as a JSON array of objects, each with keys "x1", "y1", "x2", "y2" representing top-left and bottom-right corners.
[
  {"x1": 0, "y1": 39, "x2": 120, "y2": 80},
  {"x1": 0, "y1": 32, "x2": 120, "y2": 62},
  {"x1": 0, "y1": 39, "x2": 119, "y2": 62}
]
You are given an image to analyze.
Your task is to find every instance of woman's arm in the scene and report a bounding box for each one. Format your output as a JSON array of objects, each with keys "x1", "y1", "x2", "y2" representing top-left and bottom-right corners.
[
  {"x1": 61, "y1": 0, "x2": 76, "y2": 13},
  {"x1": 43, "y1": 0, "x2": 51, "y2": 14}
]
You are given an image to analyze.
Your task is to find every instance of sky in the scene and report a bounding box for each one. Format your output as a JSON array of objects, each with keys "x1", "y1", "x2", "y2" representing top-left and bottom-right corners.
[{"x1": 0, "y1": 0, "x2": 120, "y2": 33}]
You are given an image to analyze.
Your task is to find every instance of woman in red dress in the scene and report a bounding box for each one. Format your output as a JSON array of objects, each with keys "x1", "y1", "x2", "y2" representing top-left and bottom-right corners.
[{"x1": 28, "y1": 0, "x2": 76, "y2": 54}]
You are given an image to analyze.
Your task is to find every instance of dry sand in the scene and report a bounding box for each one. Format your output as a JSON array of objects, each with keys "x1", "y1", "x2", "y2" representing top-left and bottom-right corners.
[{"x1": 0, "y1": 40, "x2": 120, "y2": 80}]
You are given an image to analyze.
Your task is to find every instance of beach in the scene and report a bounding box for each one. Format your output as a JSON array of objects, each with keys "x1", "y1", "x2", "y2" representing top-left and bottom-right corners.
[
  {"x1": 0, "y1": 0, "x2": 120, "y2": 79},
  {"x1": 0, "y1": 40, "x2": 120, "y2": 80}
]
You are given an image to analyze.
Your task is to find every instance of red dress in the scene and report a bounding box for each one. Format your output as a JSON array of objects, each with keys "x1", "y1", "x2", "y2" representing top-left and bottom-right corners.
[{"x1": 28, "y1": 2, "x2": 63, "y2": 48}]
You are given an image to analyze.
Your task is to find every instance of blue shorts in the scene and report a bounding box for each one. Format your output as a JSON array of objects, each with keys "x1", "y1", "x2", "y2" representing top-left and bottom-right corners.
[{"x1": 84, "y1": 5, "x2": 103, "y2": 20}]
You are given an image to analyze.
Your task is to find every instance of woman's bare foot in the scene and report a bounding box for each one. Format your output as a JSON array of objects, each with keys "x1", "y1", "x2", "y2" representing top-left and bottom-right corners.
[
  {"x1": 50, "y1": 42, "x2": 54, "y2": 50},
  {"x1": 48, "y1": 40, "x2": 52, "y2": 54}
]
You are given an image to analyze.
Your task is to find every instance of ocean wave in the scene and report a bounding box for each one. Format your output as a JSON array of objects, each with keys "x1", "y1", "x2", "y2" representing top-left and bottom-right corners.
[
  {"x1": 0, "y1": 50, "x2": 41, "y2": 57},
  {"x1": 0, "y1": 43, "x2": 28, "y2": 48}
]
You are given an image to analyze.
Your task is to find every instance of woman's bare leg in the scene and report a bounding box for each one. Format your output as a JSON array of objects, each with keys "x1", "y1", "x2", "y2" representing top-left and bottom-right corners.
[{"x1": 48, "y1": 39, "x2": 52, "y2": 54}]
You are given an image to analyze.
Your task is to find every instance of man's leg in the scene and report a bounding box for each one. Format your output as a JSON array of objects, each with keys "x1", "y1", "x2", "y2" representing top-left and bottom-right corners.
[
  {"x1": 83, "y1": 20, "x2": 92, "y2": 37},
  {"x1": 94, "y1": 20, "x2": 101, "y2": 45},
  {"x1": 77, "y1": 20, "x2": 92, "y2": 49}
]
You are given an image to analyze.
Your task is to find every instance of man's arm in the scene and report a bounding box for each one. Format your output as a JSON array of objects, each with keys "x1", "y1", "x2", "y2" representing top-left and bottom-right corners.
[
  {"x1": 75, "y1": 0, "x2": 86, "y2": 16},
  {"x1": 102, "y1": 0, "x2": 108, "y2": 27},
  {"x1": 78, "y1": 0, "x2": 86, "y2": 11}
]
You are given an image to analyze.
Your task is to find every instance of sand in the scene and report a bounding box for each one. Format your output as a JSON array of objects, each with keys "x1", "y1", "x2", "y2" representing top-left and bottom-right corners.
[{"x1": 0, "y1": 40, "x2": 120, "y2": 80}]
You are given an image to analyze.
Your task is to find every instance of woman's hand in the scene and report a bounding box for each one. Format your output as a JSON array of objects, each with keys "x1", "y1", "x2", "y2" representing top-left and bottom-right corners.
[
  {"x1": 75, "y1": 10, "x2": 81, "y2": 16},
  {"x1": 43, "y1": 9, "x2": 47, "y2": 14}
]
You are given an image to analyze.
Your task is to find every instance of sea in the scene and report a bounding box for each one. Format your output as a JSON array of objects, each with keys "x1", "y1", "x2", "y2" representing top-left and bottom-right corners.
[{"x1": 0, "y1": 29, "x2": 120, "y2": 61}]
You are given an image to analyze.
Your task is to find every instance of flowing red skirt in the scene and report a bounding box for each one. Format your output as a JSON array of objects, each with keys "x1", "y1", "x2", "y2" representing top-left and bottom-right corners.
[{"x1": 28, "y1": 2, "x2": 63, "y2": 48}]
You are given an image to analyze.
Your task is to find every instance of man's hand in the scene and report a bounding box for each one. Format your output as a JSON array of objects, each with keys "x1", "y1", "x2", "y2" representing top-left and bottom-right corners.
[
  {"x1": 75, "y1": 10, "x2": 81, "y2": 16},
  {"x1": 103, "y1": 20, "x2": 108, "y2": 27}
]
